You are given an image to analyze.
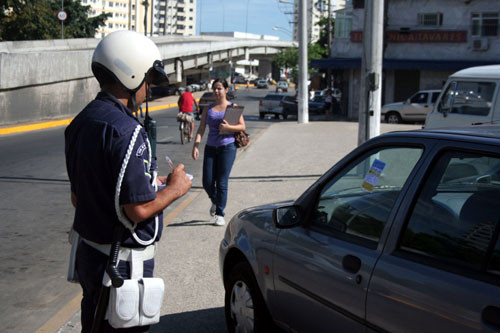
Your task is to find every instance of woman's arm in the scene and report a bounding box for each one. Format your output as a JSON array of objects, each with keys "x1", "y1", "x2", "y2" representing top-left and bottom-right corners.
[
  {"x1": 219, "y1": 114, "x2": 246, "y2": 133},
  {"x1": 192, "y1": 107, "x2": 208, "y2": 160}
]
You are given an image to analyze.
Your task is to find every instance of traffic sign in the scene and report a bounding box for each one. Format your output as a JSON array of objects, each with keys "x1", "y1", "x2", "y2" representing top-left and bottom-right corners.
[{"x1": 57, "y1": 10, "x2": 67, "y2": 21}]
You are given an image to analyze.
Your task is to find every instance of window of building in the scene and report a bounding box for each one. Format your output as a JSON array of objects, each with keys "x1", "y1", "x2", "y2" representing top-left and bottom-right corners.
[
  {"x1": 418, "y1": 13, "x2": 443, "y2": 27},
  {"x1": 108, "y1": 1, "x2": 113, "y2": 7},
  {"x1": 177, "y1": 25, "x2": 185, "y2": 29},
  {"x1": 400, "y1": 151, "x2": 500, "y2": 277},
  {"x1": 335, "y1": 11, "x2": 352, "y2": 38},
  {"x1": 108, "y1": 23, "x2": 113, "y2": 28},
  {"x1": 178, "y1": 7, "x2": 184, "y2": 12},
  {"x1": 472, "y1": 12, "x2": 499, "y2": 37}
]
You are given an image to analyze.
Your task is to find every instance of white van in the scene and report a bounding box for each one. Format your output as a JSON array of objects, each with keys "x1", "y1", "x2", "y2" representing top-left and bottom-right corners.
[{"x1": 425, "y1": 65, "x2": 500, "y2": 129}]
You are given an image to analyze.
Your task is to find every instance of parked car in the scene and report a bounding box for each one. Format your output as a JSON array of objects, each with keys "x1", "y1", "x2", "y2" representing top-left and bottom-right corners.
[
  {"x1": 381, "y1": 89, "x2": 441, "y2": 124},
  {"x1": 259, "y1": 93, "x2": 290, "y2": 119},
  {"x1": 426, "y1": 65, "x2": 500, "y2": 129},
  {"x1": 276, "y1": 81, "x2": 288, "y2": 92},
  {"x1": 256, "y1": 79, "x2": 269, "y2": 89},
  {"x1": 281, "y1": 95, "x2": 332, "y2": 118},
  {"x1": 220, "y1": 126, "x2": 500, "y2": 333}
]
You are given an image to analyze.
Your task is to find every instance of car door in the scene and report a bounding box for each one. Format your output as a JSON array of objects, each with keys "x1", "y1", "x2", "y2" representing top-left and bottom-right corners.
[
  {"x1": 272, "y1": 145, "x2": 425, "y2": 332},
  {"x1": 367, "y1": 144, "x2": 500, "y2": 332},
  {"x1": 403, "y1": 92, "x2": 430, "y2": 121},
  {"x1": 427, "y1": 80, "x2": 497, "y2": 128}
]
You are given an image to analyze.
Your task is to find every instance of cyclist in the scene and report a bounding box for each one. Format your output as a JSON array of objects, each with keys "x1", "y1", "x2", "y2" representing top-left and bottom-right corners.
[{"x1": 177, "y1": 86, "x2": 199, "y2": 139}]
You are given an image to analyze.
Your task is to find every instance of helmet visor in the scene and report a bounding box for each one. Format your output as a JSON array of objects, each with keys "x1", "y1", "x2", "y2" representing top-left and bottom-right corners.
[{"x1": 146, "y1": 60, "x2": 168, "y2": 85}]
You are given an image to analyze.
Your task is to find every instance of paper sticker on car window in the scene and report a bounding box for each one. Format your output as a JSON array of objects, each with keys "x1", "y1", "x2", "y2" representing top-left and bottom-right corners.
[{"x1": 362, "y1": 159, "x2": 386, "y2": 192}]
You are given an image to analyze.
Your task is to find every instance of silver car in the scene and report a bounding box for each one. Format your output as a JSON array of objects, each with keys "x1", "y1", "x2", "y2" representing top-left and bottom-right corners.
[
  {"x1": 259, "y1": 93, "x2": 289, "y2": 119},
  {"x1": 220, "y1": 127, "x2": 500, "y2": 333},
  {"x1": 381, "y1": 89, "x2": 441, "y2": 124}
]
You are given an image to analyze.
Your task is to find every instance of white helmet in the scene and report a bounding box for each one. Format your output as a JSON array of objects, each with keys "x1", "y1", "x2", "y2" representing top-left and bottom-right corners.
[{"x1": 92, "y1": 30, "x2": 168, "y2": 92}]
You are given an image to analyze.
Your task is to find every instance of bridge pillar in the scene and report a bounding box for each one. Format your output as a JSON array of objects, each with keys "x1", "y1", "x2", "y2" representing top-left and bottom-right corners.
[{"x1": 258, "y1": 60, "x2": 273, "y2": 80}]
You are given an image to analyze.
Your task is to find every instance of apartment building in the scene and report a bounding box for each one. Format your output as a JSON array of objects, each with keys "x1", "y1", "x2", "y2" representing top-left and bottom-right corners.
[
  {"x1": 313, "y1": 0, "x2": 499, "y2": 120},
  {"x1": 289, "y1": 0, "x2": 346, "y2": 42},
  {"x1": 82, "y1": 0, "x2": 196, "y2": 37}
]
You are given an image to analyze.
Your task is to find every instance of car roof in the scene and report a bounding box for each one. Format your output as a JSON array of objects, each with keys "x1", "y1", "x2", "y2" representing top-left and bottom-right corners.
[
  {"x1": 381, "y1": 125, "x2": 500, "y2": 142},
  {"x1": 451, "y1": 65, "x2": 500, "y2": 80}
]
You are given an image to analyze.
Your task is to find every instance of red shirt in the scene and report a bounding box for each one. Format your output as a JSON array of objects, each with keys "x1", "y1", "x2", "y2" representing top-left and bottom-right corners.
[{"x1": 179, "y1": 92, "x2": 194, "y2": 113}]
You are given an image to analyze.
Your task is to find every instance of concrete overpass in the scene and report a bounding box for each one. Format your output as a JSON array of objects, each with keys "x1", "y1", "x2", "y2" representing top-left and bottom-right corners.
[{"x1": 0, "y1": 35, "x2": 296, "y2": 126}]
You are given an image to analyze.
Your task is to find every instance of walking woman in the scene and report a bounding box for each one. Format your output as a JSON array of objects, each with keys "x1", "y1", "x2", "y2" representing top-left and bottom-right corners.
[{"x1": 192, "y1": 79, "x2": 246, "y2": 226}]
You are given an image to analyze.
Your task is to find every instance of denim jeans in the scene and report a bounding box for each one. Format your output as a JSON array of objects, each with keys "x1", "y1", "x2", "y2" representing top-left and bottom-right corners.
[{"x1": 202, "y1": 143, "x2": 237, "y2": 216}]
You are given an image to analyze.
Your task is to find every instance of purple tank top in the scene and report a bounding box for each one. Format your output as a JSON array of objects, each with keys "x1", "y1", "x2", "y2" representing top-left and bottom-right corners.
[{"x1": 206, "y1": 104, "x2": 235, "y2": 147}]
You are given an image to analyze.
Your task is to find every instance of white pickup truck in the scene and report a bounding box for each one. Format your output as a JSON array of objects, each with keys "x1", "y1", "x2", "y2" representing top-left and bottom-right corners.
[{"x1": 381, "y1": 90, "x2": 441, "y2": 124}]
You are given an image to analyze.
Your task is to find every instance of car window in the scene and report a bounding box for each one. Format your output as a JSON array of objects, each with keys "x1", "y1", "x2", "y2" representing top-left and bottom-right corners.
[
  {"x1": 431, "y1": 92, "x2": 440, "y2": 103},
  {"x1": 311, "y1": 147, "x2": 423, "y2": 249},
  {"x1": 312, "y1": 96, "x2": 325, "y2": 103},
  {"x1": 438, "y1": 81, "x2": 495, "y2": 116},
  {"x1": 400, "y1": 151, "x2": 500, "y2": 277},
  {"x1": 410, "y1": 92, "x2": 428, "y2": 104}
]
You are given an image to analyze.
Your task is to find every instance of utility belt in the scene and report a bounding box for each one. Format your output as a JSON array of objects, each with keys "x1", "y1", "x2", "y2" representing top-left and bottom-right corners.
[{"x1": 81, "y1": 238, "x2": 156, "y2": 263}]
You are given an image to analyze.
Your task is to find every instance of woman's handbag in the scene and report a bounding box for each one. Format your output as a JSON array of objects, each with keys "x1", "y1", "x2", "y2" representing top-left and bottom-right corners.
[{"x1": 234, "y1": 131, "x2": 250, "y2": 148}]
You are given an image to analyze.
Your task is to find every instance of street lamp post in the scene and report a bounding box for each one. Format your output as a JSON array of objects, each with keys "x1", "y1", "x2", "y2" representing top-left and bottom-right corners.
[{"x1": 272, "y1": 26, "x2": 293, "y2": 38}]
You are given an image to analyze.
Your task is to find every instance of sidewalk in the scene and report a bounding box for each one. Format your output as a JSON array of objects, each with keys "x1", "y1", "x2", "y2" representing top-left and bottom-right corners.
[{"x1": 57, "y1": 120, "x2": 420, "y2": 332}]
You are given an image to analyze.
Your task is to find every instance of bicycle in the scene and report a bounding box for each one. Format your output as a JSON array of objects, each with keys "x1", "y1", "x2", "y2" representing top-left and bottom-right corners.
[{"x1": 177, "y1": 112, "x2": 193, "y2": 144}]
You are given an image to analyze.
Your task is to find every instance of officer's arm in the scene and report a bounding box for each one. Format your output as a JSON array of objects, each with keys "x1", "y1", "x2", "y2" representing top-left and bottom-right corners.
[{"x1": 123, "y1": 164, "x2": 191, "y2": 223}]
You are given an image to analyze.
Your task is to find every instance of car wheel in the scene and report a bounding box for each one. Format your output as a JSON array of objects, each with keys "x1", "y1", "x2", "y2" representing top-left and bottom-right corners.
[
  {"x1": 283, "y1": 113, "x2": 288, "y2": 120},
  {"x1": 225, "y1": 262, "x2": 273, "y2": 333},
  {"x1": 386, "y1": 112, "x2": 402, "y2": 124},
  {"x1": 259, "y1": 113, "x2": 264, "y2": 119}
]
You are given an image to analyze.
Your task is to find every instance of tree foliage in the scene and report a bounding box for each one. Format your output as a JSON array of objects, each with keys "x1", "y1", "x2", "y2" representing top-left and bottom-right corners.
[
  {"x1": 0, "y1": 0, "x2": 109, "y2": 41},
  {"x1": 273, "y1": 16, "x2": 334, "y2": 82}
]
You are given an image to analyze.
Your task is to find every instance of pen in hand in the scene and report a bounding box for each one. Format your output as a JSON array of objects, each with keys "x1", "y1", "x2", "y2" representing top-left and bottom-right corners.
[{"x1": 165, "y1": 155, "x2": 193, "y2": 180}]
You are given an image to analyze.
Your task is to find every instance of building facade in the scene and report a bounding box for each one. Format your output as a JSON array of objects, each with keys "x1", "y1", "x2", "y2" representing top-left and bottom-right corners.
[
  {"x1": 82, "y1": 0, "x2": 196, "y2": 37},
  {"x1": 313, "y1": 0, "x2": 499, "y2": 120},
  {"x1": 290, "y1": 0, "x2": 346, "y2": 42}
]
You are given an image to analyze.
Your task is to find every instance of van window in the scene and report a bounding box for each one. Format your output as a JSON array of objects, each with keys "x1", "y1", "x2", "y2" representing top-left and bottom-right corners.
[{"x1": 438, "y1": 81, "x2": 496, "y2": 116}]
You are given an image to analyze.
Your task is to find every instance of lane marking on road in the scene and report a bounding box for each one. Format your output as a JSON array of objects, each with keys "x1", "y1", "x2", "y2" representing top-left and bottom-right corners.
[
  {"x1": 163, "y1": 189, "x2": 203, "y2": 227},
  {"x1": 36, "y1": 291, "x2": 82, "y2": 333},
  {"x1": 0, "y1": 101, "x2": 181, "y2": 136},
  {"x1": 35, "y1": 188, "x2": 203, "y2": 333}
]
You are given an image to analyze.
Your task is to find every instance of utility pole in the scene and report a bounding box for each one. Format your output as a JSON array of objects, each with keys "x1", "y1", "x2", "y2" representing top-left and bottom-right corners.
[
  {"x1": 357, "y1": 0, "x2": 384, "y2": 145},
  {"x1": 298, "y1": 0, "x2": 309, "y2": 124},
  {"x1": 327, "y1": 0, "x2": 332, "y2": 91}
]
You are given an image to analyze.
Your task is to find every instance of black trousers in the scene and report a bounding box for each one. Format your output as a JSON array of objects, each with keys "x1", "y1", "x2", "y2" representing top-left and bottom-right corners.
[{"x1": 76, "y1": 241, "x2": 155, "y2": 333}]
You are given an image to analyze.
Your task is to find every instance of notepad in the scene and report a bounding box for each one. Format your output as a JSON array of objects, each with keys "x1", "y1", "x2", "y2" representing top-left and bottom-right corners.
[{"x1": 220, "y1": 106, "x2": 244, "y2": 134}]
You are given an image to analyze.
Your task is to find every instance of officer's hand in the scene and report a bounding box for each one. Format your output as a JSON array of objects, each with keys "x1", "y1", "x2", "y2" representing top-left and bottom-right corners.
[
  {"x1": 157, "y1": 176, "x2": 168, "y2": 186},
  {"x1": 168, "y1": 164, "x2": 192, "y2": 197}
]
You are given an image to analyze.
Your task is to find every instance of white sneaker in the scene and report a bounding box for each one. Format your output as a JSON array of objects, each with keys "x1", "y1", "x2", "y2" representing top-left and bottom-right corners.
[
  {"x1": 210, "y1": 203, "x2": 216, "y2": 216},
  {"x1": 213, "y1": 215, "x2": 225, "y2": 226}
]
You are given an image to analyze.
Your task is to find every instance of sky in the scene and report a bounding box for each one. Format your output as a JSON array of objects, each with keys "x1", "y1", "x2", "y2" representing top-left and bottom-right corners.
[{"x1": 196, "y1": 0, "x2": 294, "y2": 40}]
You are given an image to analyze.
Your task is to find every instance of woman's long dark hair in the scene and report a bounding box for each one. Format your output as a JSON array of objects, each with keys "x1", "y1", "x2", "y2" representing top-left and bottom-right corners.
[{"x1": 212, "y1": 78, "x2": 229, "y2": 89}]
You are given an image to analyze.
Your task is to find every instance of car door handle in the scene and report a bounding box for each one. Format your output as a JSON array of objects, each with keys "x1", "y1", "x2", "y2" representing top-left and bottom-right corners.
[
  {"x1": 342, "y1": 255, "x2": 361, "y2": 274},
  {"x1": 482, "y1": 306, "x2": 500, "y2": 328}
]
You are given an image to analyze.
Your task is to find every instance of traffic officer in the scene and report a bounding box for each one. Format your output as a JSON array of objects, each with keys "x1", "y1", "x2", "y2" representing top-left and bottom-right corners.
[{"x1": 65, "y1": 30, "x2": 192, "y2": 332}]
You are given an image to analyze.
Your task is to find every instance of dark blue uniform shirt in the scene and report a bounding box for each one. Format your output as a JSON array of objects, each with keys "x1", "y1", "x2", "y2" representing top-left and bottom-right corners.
[{"x1": 65, "y1": 92, "x2": 163, "y2": 246}]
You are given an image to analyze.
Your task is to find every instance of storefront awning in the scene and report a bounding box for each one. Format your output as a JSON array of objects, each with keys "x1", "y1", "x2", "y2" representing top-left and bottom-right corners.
[{"x1": 311, "y1": 58, "x2": 499, "y2": 71}]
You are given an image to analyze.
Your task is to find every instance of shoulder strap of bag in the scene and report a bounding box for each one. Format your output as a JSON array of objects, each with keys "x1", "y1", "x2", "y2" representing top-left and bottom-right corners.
[{"x1": 114, "y1": 124, "x2": 158, "y2": 246}]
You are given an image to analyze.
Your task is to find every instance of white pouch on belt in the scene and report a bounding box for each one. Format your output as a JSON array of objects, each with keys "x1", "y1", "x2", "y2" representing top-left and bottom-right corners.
[{"x1": 107, "y1": 277, "x2": 164, "y2": 328}]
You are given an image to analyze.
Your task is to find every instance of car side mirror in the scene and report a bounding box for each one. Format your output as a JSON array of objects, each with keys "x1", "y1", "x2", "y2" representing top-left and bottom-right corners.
[{"x1": 273, "y1": 205, "x2": 301, "y2": 229}]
